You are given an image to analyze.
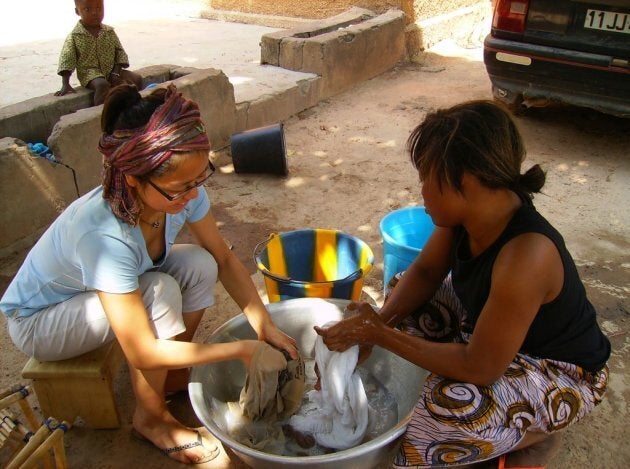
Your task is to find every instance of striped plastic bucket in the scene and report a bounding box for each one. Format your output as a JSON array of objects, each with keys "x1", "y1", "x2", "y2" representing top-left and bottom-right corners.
[{"x1": 254, "y1": 229, "x2": 374, "y2": 303}]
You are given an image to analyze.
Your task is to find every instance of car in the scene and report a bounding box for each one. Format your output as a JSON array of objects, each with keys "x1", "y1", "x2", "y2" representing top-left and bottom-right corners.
[{"x1": 483, "y1": 0, "x2": 630, "y2": 117}]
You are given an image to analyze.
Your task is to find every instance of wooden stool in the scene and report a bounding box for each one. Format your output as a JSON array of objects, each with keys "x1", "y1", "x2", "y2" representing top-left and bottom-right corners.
[{"x1": 21, "y1": 341, "x2": 124, "y2": 429}]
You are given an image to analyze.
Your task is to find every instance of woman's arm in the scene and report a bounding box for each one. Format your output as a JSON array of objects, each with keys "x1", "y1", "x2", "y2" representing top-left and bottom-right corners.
[
  {"x1": 315, "y1": 226, "x2": 453, "y2": 364},
  {"x1": 187, "y1": 210, "x2": 298, "y2": 358},
  {"x1": 98, "y1": 289, "x2": 260, "y2": 370},
  {"x1": 378, "y1": 226, "x2": 454, "y2": 327},
  {"x1": 319, "y1": 232, "x2": 563, "y2": 385},
  {"x1": 317, "y1": 226, "x2": 453, "y2": 344}
]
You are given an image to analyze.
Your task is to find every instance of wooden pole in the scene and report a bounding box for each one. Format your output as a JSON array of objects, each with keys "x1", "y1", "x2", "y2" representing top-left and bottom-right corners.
[
  {"x1": 6, "y1": 424, "x2": 51, "y2": 469},
  {"x1": 0, "y1": 385, "x2": 40, "y2": 432},
  {"x1": 20, "y1": 424, "x2": 69, "y2": 469}
]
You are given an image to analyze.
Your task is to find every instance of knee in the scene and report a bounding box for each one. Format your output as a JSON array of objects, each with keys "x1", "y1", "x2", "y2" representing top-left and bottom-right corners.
[
  {"x1": 190, "y1": 247, "x2": 218, "y2": 284},
  {"x1": 88, "y1": 77, "x2": 109, "y2": 92},
  {"x1": 122, "y1": 70, "x2": 143, "y2": 89},
  {"x1": 143, "y1": 272, "x2": 183, "y2": 311},
  {"x1": 88, "y1": 78, "x2": 110, "y2": 105},
  {"x1": 177, "y1": 245, "x2": 218, "y2": 285},
  {"x1": 132, "y1": 72, "x2": 143, "y2": 89}
]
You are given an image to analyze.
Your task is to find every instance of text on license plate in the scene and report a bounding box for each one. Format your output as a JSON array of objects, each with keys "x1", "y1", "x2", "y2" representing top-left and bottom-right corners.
[{"x1": 584, "y1": 9, "x2": 630, "y2": 34}]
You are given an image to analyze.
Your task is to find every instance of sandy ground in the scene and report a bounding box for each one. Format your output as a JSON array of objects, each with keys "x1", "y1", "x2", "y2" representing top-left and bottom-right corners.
[{"x1": 1, "y1": 1, "x2": 629, "y2": 468}]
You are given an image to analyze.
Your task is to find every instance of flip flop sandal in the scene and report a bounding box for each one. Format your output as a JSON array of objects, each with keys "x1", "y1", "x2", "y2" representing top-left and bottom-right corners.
[
  {"x1": 498, "y1": 453, "x2": 545, "y2": 469},
  {"x1": 131, "y1": 428, "x2": 219, "y2": 464}
]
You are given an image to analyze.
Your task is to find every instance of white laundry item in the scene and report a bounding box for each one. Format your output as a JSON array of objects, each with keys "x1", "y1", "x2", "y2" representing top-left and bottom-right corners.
[{"x1": 288, "y1": 321, "x2": 368, "y2": 450}]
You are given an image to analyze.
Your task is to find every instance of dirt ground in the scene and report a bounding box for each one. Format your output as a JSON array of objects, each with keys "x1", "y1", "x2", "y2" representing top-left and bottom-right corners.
[{"x1": 1, "y1": 3, "x2": 629, "y2": 469}]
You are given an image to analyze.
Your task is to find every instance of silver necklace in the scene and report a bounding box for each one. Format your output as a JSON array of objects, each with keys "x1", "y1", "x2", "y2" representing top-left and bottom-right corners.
[{"x1": 140, "y1": 218, "x2": 162, "y2": 229}]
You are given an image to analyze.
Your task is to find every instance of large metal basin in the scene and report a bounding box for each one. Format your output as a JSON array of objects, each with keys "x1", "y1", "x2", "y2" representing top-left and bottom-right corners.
[{"x1": 189, "y1": 297, "x2": 427, "y2": 469}]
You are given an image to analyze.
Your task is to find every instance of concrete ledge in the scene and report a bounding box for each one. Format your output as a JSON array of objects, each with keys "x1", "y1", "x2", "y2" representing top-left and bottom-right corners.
[
  {"x1": 0, "y1": 91, "x2": 93, "y2": 145},
  {"x1": 261, "y1": 8, "x2": 405, "y2": 97},
  {"x1": 260, "y1": 7, "x2": 374, "y2": 64},
  {"x1": 235, "y1": 75, "x2": 324, "y2": 131},
  {"x1": 0, "y1": 65, "x2": 200, "y2": 145}
]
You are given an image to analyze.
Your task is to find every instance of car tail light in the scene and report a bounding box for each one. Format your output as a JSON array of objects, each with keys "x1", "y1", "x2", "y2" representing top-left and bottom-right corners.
[{"x1": 493, "y1": 0, "x2": 530, "y2": 34}]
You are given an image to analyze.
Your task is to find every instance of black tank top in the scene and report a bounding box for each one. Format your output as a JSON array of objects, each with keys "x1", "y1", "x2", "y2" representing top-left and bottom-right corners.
[{"x1": 451, "y1": 199, "x2": 610, "y2": 372}]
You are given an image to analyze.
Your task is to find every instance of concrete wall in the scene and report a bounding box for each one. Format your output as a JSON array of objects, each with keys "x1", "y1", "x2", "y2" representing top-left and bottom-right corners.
[
  {"x1": 0, "y1": 92, "x2": 93, "y2": 146},
  {"x1": 261, "y1": 8, "x2": 405, "y2": 97},
  {"x1": 1, "y1": 65, "x2": 197, "y2": 147},
  {"x1": 0, "y1": 139, "x2": 78, "y2": 256}
]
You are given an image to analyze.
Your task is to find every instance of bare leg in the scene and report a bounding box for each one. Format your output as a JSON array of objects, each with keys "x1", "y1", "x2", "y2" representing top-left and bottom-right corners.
[
  {"x1": 129, "y1": 361, "x2": 217, "y2": 464},
  {"x1": 87, "y1": 77, "x2": 110, "y2": 106},
  {"x1": 504, "y1": 431, "x2": 563, "y2": 467},
  {"x1": 164, "y1": 309, "x2": 205, "y2": 394},
  {"x1": 120, "y1": 69, "x2": 144, "y2": 91}
]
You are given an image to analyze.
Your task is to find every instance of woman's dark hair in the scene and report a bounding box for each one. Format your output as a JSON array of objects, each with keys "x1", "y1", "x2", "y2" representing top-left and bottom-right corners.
[
  {"x1": 407, "y1": 100, "x2": 545, "y2": 197},
  {"x1": 101, "y1": 84, "x2": 165, "y2": 134}
]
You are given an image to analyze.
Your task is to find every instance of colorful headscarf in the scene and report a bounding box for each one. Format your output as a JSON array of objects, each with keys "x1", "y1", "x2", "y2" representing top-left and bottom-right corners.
[{"x1": 98, "y1": 84, "x2": 210, "y2": 225}]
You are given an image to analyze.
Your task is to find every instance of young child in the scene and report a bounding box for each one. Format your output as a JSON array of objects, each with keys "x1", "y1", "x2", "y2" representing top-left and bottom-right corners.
[{"x1": 55, "y1": 0, "x2": 143, "y2": 106}]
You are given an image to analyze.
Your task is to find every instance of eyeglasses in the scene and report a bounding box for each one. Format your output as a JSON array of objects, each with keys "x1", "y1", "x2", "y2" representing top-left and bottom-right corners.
[{"x1": 145, "y1": 161, "x2": 215, "y2": 202}]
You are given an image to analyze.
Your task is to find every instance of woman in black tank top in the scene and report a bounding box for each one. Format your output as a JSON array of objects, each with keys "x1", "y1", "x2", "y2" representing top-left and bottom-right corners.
[{"x1": 316, "y1": 100, "x2": 610, "y2": 468}]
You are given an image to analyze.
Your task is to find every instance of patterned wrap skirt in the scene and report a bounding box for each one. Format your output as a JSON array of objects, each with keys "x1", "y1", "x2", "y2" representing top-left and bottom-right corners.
[{"x1": 385, "y1": 274, "x2": 609, "y2": 468}]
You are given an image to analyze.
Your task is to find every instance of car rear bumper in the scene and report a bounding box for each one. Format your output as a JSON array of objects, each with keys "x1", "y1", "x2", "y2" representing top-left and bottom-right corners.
[{"x1": 483, "y1": 35, "x2": 630, "y2": 117}]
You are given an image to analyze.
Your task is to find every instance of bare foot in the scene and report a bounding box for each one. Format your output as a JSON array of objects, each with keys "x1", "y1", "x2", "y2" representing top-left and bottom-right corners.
[
  {"x1": 504, "y1": 433, "x2": 563, "y2": 468},
  {"x1": 132, "y1": 412, "x2": 218, "y2": 464}
]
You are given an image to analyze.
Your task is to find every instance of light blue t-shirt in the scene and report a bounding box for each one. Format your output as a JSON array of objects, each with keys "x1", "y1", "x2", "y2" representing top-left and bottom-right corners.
[{"x1": 0, "y1": 186, "x2": 210, "y2": 319}]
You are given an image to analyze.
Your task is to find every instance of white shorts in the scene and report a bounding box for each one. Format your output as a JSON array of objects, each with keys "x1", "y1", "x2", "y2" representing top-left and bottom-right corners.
[{"x1": 8, "y1": 244, "x2": 218, "y2": 360}]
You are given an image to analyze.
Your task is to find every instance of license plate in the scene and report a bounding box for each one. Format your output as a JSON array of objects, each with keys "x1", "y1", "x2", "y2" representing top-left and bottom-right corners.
[{"x1": 584, "y1": 9, "x2": 630, "y2": 34}]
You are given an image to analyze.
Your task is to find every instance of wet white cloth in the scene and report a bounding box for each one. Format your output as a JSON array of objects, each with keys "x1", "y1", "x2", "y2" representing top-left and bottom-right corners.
[{"x1": 289, "y1": 321, "x2": 368, "y2": 450}]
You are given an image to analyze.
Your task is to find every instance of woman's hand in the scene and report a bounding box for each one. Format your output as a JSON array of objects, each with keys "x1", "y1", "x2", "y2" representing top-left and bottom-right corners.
[
  {"x1": 238, "y1": 339, "x2": 282, "y2": 369},
  {"x1": 258, "y1": 320, "x2": 299, "y2": 360},
  {"x1": 314, "y1": 302, "x2": 385, "y2": 352}
]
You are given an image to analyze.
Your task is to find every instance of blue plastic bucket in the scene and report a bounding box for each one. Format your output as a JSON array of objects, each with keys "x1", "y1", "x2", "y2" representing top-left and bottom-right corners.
[
  {"x1": 379, "y1": 206, "x2": 435, "y2": 289},
  {"x1": 254, "y1": 229, "x2": 374, "y2": 303}
]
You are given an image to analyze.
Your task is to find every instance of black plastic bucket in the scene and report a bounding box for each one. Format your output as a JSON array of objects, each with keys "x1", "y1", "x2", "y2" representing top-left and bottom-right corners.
[{"x1": 230, "y1": 123, "x2": 288, "y2": 176}]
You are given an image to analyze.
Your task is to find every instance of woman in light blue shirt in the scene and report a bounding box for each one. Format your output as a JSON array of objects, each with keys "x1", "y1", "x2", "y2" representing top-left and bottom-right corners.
[{"x1": 1, "y1": 83, "x2": 298, "y2": 464}]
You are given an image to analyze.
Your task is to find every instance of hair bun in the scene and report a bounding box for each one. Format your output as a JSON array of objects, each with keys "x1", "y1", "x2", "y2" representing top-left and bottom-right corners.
[
  {"x1": 518, "y1": 164, "x2": 546, "y2": 194},
  {"x1": 101, "y1": 84, "x2": 142, "y2": 133}
]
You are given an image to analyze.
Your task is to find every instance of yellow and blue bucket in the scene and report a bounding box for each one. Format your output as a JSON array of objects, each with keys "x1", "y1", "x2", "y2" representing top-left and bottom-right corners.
[{"x1": 254, "y1": 229, "x2": 374, "y2": 303}]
